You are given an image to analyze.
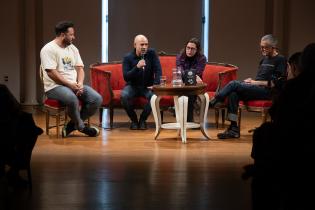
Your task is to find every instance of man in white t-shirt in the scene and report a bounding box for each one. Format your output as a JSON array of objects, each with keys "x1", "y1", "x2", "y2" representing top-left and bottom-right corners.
[{"x1": 40, "y1": 21, "x2": 102, "y2": 137}]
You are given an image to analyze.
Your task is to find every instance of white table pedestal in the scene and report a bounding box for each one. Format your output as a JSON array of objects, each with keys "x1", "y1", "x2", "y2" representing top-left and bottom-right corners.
[{"x1": 151, "y1": 93, "x2": 210, "y2": 143}]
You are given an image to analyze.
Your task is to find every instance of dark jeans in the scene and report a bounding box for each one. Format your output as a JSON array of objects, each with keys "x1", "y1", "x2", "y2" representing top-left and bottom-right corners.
[
  {"x1": 121, "y1": 85, "x2": 153, "y2": 123},
  {"x1": 216, "y1": 80, "x2": 271, "y2": 122}
]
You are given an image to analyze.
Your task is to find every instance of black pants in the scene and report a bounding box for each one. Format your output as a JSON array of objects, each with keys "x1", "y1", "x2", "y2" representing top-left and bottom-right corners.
[{"x1": 121, "y1": 85, "x2": 153, "y2": 122}]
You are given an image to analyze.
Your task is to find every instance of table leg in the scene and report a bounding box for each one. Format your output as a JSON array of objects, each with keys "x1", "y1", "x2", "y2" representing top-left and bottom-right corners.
[
  {"x1": 173, "y1": 96, "x2": 181, "y2": 136},
  {"x1": 198, "y1": 93, "x2": 211, "y2": 140},
  {"x1": 150, "y1": 95, "x2": 161, "y2": 139},
  {"x1": 178, "y1": 96, "x2": 188, "y2": 143}
]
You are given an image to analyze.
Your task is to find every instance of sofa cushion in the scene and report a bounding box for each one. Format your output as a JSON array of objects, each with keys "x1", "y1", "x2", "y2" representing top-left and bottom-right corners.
[{"x1": 112, "y1": 90, "x2": 174, "y2": 108}]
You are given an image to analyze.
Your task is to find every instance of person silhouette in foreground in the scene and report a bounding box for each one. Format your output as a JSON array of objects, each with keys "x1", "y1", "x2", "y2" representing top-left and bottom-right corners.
[
  {"x1": 0, "y1": 84, "x2": 43, "y2": 188},
  {"x1": 243, "y1": 43, "x2": 315, "y2": 210}
]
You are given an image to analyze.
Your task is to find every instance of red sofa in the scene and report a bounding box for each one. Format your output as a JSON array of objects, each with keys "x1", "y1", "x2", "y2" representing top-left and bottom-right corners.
[{"x1": 90, "y1": 54, "x2": 238, "y2": 128}]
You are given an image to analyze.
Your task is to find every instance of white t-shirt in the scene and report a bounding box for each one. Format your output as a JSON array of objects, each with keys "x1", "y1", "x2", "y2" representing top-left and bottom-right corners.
[{"x1": 40, "y1": 40, "x2": 84, "y2": 92}]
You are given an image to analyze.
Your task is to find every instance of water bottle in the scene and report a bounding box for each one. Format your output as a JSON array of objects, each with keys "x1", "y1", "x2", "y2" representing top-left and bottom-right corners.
[{"x1": 172, "y1": 67, "x2": 183, "y2": 87}]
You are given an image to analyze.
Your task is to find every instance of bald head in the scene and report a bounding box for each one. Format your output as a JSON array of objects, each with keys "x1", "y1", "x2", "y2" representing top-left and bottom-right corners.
[{"x1": 134, "y1": 34, "x2": 149, "y2": 56}]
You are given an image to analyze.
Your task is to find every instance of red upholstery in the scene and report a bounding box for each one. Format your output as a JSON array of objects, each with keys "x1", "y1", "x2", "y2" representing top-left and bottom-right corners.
[
  {"x1": 44, "y1": 98, "x2": 83, "y2": 107},
  {"x1": 203, "y1": 64, "x2": 237, "y2": 92},
  {"x1": 90, "y1": 55, "x2": 238, "y2": 128},
  {"x1": 44, "y1": 98, "x2": 63, "y2": 108},
  {"x1": 239, "y1": 100, "x2": 272, "y2": 108},
  {"x1": 159, "y1": 55, "x2": 177, "y2": 80},
  {"x1": 238, "y1": 99, "x2": 273, "y2": 129}
]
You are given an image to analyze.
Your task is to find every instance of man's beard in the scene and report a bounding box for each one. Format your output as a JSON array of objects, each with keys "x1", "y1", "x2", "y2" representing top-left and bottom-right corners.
[{"x1": 63, "y1": 39, "x2": 72, "y2": 46}]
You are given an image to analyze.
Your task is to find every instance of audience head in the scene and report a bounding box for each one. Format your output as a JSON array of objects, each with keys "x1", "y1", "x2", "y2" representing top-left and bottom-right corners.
[
  {"x1": 300, "y1": 43, "x2": 315, "y2": 75},
  {"x1": 181, "y1": 37, "x2": 202, "y2": 58},
  {"x1": 287, "y1": 52, "x2": 302, "y2": 80},
  {"x1": 134, "y1": 34, "x2": 149, "y2": 56},
  {"x1": 55, "y1": 20, "x2": 75, "y2": 46},
  {"x1": 260, "y1": 34, "x2": 278, "y2": 57}
]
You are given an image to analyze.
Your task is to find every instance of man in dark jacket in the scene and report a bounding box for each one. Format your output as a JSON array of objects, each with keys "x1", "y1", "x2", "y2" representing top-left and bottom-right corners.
[{"x1": 121, "y1": 34, "x2": 162, "y2": 130}]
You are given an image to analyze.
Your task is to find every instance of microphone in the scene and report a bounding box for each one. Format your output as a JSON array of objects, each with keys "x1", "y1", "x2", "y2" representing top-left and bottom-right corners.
[{"x1": 141, "y1": 49, "x2": 146, "y2": 70}]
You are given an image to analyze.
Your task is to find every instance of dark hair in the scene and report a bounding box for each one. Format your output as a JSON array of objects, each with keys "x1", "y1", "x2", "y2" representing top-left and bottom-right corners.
[
  {"x1": 55, "y1": 21, "x2": 74, "y2": 36},
  {"x1": 180, "y1": 37, "x2": 202, "y2": 57},
  {"x1": 300, "y1": 43, "x2": 315, "y2": 74},
  {"x1": 288, "y1": 52, "x2": 302, "y2": 77}
]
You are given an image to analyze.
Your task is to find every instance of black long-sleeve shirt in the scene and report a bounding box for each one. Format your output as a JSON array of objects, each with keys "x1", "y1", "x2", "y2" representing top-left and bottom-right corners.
[
  {"x1": 122, "y1": 48, "x2": 162, "y2": 87},
  {"x1": 256, "y1": 54, "x2": 287, "y2": 84}
]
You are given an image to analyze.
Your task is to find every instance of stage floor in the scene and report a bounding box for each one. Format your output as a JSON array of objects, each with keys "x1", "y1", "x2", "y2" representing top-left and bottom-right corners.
[{"x1": 2, "y1": 108, "x2": 263, "y2": 210}]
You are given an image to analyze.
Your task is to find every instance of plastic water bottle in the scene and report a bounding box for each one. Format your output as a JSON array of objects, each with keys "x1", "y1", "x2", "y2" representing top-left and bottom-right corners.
[{"x1": 172, "y1": 67, "x2": 183, "y2": 87}]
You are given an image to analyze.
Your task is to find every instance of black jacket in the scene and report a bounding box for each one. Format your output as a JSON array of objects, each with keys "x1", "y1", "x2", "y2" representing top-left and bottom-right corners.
[{"x1": 122, "y1": 48, "x2": 162, "y2": 87}]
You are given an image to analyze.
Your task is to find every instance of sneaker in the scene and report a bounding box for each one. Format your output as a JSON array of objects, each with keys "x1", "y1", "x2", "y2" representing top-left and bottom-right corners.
[
  {"x1": 79, "y1": 126, "x2": 100, "y2": 137},
  {"x1": 138, "y1": 120, "x2": 147, "y2": 130},
  {"x1": 217, "y1": 125, "x2": 240, "y2": 139},
  {"x1": 130, "y1": 121, "x2": 139, "y2": 130},
  {"x1": 62, "y1": 121, "x2": 76, "y2": 137}
]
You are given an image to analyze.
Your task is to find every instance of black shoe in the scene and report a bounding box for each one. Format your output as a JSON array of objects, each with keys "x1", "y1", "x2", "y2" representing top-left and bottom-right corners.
[
  {"x1": 209, "y1": 97, "x2": 224, "y2": 108},
  {"x1": 79, "y1": 126, "x2": 100, "y2": 137},
  {"x1": 130, "y1": 121, "x2": 139, "y2": 130},
  {"x1": 217, "y1": 125, "x2": 240, "y2": 139},
  {"x1": 138, "y1": 120, "x2": 147, "y2": 130},
  {"x1": 62, "y1": 121, "x2": 76, "y2": 137}
]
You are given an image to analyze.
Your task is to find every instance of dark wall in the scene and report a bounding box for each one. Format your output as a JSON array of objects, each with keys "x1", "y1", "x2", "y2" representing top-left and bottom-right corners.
[
  {"x1": 108, "y1": 0, "x2": 203, "y2": 61},
  {"x1": 1, "y1": 0, "x2": 315, "y2": 101},
  {"x1": 209, "y1": 0, "x2": 265, "y2": 79},
  {"x1": 42, "y1": 0, "x2": 102, "y2": 82},
  {"x1": 0, "y1": 0, "x2": 22, "y2": 100}
]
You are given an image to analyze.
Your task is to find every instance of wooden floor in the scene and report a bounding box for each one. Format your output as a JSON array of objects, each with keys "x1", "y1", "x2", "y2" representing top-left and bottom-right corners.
[{"x1": 1, "y1": 108, "x2": 264, "y2": 210}]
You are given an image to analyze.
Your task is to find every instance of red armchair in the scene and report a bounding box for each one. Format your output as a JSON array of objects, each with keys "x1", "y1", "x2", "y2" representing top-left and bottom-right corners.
[
  {"x1": 203, "y1": 63, "x2": 238, "y2": 128},
  {"x1": 238, "y1": 99, "x2": 272, "y2": 130}
]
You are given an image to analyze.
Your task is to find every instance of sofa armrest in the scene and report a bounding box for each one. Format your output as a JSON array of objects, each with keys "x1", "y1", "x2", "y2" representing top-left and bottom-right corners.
[
  {"x1": 90, "y1": 68, "x2": 113, "y2": 107},
  {"x1": 216, "y1": 68, "x2": 237, "y2": 94}
]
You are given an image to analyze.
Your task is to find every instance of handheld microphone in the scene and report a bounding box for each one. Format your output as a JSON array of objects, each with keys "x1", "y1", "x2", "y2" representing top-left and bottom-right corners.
[{"x1": 141, "y1": 49, "x2": 146, "y2": 70}]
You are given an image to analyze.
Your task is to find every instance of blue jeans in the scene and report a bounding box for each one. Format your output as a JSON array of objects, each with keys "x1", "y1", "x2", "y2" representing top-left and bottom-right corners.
[
  {"x1": 216, "y1": 80, "x2": 271, "y2": 122},
  {"x1": 46, "y1": 85, "x2": 102, "y2": 130},
  {"x1": 121, "y1": 85, "x2": 153, "y2": 123}
]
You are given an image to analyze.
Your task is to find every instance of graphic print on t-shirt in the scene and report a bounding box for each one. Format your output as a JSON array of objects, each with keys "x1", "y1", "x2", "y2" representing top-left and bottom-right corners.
[{"x1": 62, "y1": 56, "x2": 74, "y2": 71}]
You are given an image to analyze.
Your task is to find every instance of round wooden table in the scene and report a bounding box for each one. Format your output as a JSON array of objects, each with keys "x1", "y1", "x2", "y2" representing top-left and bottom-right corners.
[{"x1": 151, "y1": 83, "x2": 211, "y2": 143}]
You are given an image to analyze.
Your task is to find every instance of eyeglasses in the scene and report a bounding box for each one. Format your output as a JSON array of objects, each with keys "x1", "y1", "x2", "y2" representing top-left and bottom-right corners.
[
  {"x1": 260, "y1": 45, "x2": 273, "y2": 50},
  {"x1": 186, "y1": 46, "x2": 197, "y2": 51}
]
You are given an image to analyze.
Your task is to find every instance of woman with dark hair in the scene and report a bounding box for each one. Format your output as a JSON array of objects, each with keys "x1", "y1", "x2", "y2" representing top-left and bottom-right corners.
[{"x1": 176, "y1": 37, "x2": 207, "y2": 122}]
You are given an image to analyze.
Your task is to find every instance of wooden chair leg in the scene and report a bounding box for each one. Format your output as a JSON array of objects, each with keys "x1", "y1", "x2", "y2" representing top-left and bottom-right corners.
[
  {"x1": 262, "y1": 109, "x2": 268, "y2": 123},
  {"x1": 110, "y1": 108, "x2": 114, "y2": 129},
  {"x1": 221, "y1": 109, "x2": 226, "y2": 127},
  {"x1": 56, "y1": 111, "x2": 60, "y2": 138},
  {"x1": 45, "y1": 110, "x2": 49, "y2": 135},
  {"x1": 99, "y1": 107, "x2": 103, "y2": 126},
  {"x1": 64, "y1": 108, "x2": 68, "y2": 125},
  {"x1": 215, "y1": 108, "x2": 219, "y2": 128},
  {"x1": 238, "y1": 107, "x2": 242, "y2": 128}
]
